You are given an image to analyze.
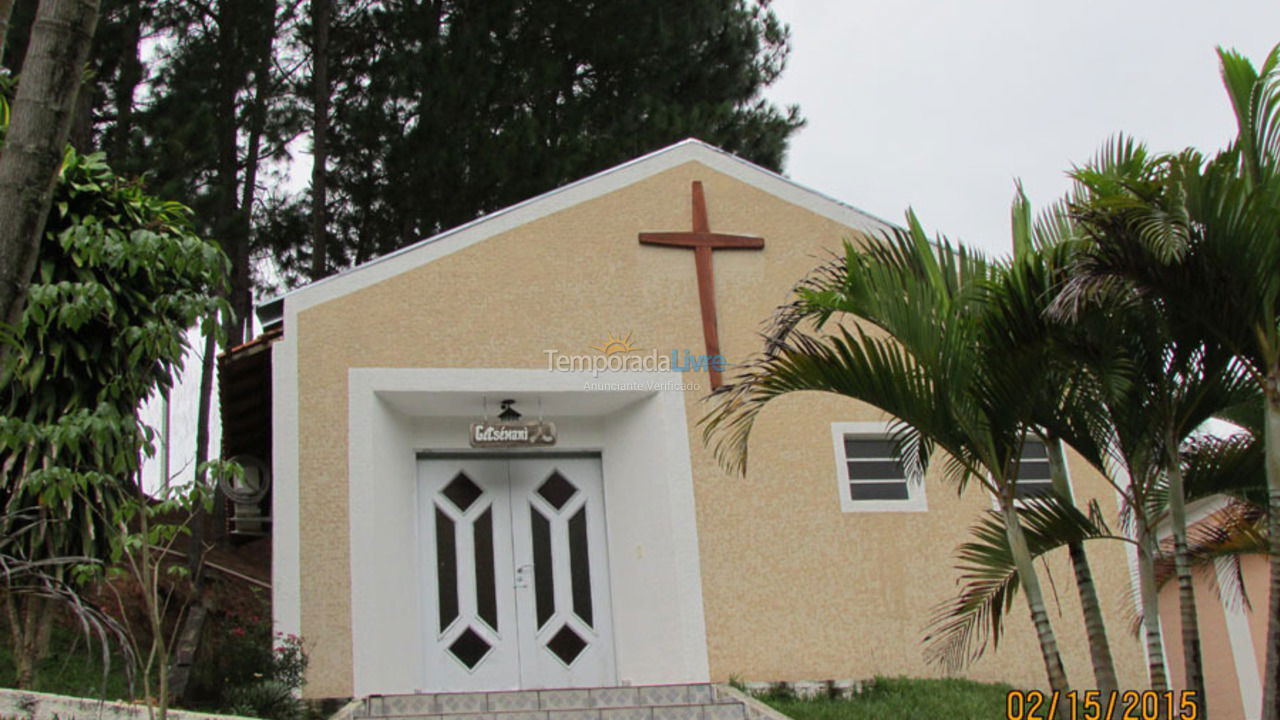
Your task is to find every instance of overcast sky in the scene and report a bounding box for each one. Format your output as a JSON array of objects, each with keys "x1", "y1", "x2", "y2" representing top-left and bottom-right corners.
[{"x1": 762, "y1": 0, "x2": 1280, "y2": 257}]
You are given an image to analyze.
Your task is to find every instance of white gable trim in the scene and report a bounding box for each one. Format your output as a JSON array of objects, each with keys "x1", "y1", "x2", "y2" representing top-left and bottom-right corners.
[{"x1": 271, "y1": 138, "x2": 893, "y2": 321}]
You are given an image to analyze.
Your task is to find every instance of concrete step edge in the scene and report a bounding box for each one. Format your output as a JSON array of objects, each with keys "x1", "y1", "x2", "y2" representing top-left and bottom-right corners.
[
  {"x1": 356, "y1": 700, "x2": 748, "y2": 720},
  {"x1": 359, "y1": 685, "x2": 727, "y2": 716}
]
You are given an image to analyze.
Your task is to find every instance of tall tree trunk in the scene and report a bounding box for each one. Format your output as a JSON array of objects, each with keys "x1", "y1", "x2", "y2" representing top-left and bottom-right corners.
[
  {"x1": 107, "y1": 4, "x2": 141, "y2": 163},
  {"x1": 235, "y1": 0, "x2": 275, "y2": 308},
  {"x1": 20, "y1": 594, "x2": 41, "y2": 683},
  {"x1": 173, "y1": 3, "x2": 278, "y2": 695},
  {"x1": 1000, "y1": 498, "x2": 1071, "y2": 700},
  {"x1": 5, "y1": 592, "x2": 44, "y2": 688},
  {"x1": 4, "y1": 592, "x2": 31, "y2": 688},
  {"x1": 0, "y1": 0, "x2": 17, "y2": 63},
  {"x1": 213, "y1": 0, "x2": 244, "y2": 346},
  {"x1": 3, "y1": 455, "x2": 47, "y2": 689},
  {"x1": 35, "y1": 605, "x2": 54, "y2": 661},
  {"x1": 1135, "y1": 512, "x2": 1170, "y2": 692},
  {"x1": 1166, "y1": 439, "x2": 1206, "y2": 715},
  {"x1": 66, "y1": 75, "x2": 93, "y2": 150},
  {"x1": 1262, "y1": 374, "x2": 1280, "y2": 720},
  {"x1": 0, "y1": 0, "x2": 100, "y2": 354},
  {"x1": 1045, "y1": 436, "x2": 1117, "y2": 694},
  {"x1": 308, "y1": 0, "x2": 330, "y2": 281}
]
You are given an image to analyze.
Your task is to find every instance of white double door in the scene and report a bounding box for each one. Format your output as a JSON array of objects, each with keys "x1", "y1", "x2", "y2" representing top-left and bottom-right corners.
[{"x1": 418, "y1": 456, "x2": 616, "y2": 691}]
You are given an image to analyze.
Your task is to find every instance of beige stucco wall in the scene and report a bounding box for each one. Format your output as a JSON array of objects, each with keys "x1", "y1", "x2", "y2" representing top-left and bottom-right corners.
[
  {"x1": 1159, "y1": 541, "x2": 1267, "y2": 717},
  {"x1": 289, "y1": 159, "x2": 1146, "y2": 697},
  {"x1": 706, "y1": 392, "x2": 1147, "y2": 691}
]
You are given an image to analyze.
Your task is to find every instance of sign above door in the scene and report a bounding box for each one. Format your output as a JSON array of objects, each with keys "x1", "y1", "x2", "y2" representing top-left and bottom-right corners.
[
  {"x1": 471, "y1": 399, "x2": 556, "y2": 448},
  {"x1": 470, "y1": 420, "x2": 558, "y2": 448}
]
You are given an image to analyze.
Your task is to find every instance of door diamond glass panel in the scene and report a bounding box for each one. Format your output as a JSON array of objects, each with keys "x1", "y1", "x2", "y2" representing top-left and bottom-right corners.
[
  {"x1": 537, "y1": 471, "x2": 578, "y2": 509},
  {"x1": 429, "y1": 469, "x2": 505, "y2": 677},
  {"x1": 434, "y1": 507, "x2": 458, "y2": 631},
  {"x1": 474, "y1": 508, "x2": 498, "y2": 630},
  {"x1": 524, "y1": 467, "x2": 599, "y2": 668},
  {"x1": 442, "y1": 472, "x2": 483, "y2": 511},
  {"x1": 546, "y1": 624, "x2": 588, "y2": 664},
  {"x1": 448, "y1": 626, "x2": 492, "y2": 669},
  {"x1": 567, "y1": 507, "x2": 593, "y2": 627},
  {"x1": 531, "y1": 506, "x2": 554, "y2": 628}
]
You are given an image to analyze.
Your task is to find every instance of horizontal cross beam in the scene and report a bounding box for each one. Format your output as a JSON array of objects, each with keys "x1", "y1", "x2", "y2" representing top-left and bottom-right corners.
[
  {"x1": 638, "y1": 232, "x2": 764, "y2": 249},
  {"x1": 636, "y1": 181, "x2": 765, "y2": 389}
]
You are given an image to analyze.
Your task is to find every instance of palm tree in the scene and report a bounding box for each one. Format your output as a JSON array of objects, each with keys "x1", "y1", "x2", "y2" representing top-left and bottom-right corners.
[
  {"x1": 704, "y1": 214, "x2": 1075, "y2": 694},
  {"x1": 987, "y1": 188, "x2": 1121, "y2": 693},
  {"x1": 939, "y1": 189, "x2": 1233, "y2": 696},
  {"x1": 1216, "y1": 49, "x2": 1280, "y2": 720},
  {"x1": 1051, "y1": 44, "x2": 1280, "y2": 718},
  {"x1": 1049, "y1": 146, "x2": 1259, "y2": 712}
]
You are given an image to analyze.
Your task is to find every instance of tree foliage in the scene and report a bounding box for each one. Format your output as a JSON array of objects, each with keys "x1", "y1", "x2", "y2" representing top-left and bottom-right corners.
[
  {"x1": 1, "y1": 138, "x2": 230, "y2": 514},
  {"x1": 7, "y1": 0, "x2": 803, "y2": 336},
  {"x1": 0, "y1": 88, "x2": 230, "y2": 688},
  {"x1": 260, "y1": 0, "x2": 803, "y2": 285}
]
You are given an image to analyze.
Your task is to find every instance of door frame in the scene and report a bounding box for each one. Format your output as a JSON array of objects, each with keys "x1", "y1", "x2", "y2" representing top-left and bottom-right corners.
[
  {"x1": 418, "y1": 451, "x2": 607, "y2": 460},
  {"x1": 416, "y1": 452, "x2": 617, "y2": 691}
]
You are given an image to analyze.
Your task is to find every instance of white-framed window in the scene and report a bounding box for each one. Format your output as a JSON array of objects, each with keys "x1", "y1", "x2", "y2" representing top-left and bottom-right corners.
[
  {"x1": 831, "y1": 422, "x2": 927, "y2": 513},
  {"x1": 987, "y1": 437, "x2": 1078, "y2": 511},
  {"x1": 1013, "y1": 438, "x2": 1057, "y2": 500}
]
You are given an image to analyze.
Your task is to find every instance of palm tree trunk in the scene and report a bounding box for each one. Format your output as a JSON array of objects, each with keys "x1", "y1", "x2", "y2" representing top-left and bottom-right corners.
[
  {"x1": 1046, "y1": 436, "x2": 1118, "y2": 693},
  {"x1": 1262, "y1": 376, "x2": 1280, "y2": 720},
  {"x1": 1166, "y1": 443, "x2": 1206, "y2": 715},
  {"x1": 1001, "y1": 499, "x2": 1071, "y2": 698},
  {"x1": 1135, "y1": 512, "x2": 1170, "y2": 692}
]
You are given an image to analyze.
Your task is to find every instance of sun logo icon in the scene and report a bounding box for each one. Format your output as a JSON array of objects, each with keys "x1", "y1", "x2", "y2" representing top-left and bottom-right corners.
[{"x1": 591, "y1": 332, "x2": 639, "y2": 355}]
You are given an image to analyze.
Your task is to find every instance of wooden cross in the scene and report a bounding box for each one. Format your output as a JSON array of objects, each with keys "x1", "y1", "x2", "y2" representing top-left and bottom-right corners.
[{"x1": 639, "y1": 181, "x2": 764, "y2": 389}]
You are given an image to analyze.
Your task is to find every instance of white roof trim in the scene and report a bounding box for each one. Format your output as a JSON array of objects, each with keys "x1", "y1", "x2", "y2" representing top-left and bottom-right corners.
[{"x1": 271, "y1": 138, "x2": 894, "y2": 318}]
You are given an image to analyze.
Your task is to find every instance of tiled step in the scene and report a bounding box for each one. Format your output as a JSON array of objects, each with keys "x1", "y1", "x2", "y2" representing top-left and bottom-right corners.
[
  {"x1": 358, "y1": 705, "x2": 746, "y2": 720},
  {"x1": 356, "y1": 684, "x2": 747, "y2": 720}
]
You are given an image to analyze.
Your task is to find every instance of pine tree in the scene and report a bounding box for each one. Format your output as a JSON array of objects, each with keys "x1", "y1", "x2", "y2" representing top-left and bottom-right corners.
[{"x1": 263, "y1": 0, "x2": 803, "y2": 285}]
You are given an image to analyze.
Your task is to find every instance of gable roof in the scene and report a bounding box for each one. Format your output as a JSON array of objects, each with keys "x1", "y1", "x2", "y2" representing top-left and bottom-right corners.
[{"x1": 260, "y1": 138, "x2": 894, "y2": 327}]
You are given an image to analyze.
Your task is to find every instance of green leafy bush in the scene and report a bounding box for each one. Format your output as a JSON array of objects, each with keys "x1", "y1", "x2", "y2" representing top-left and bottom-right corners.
[
  {"x1": 185, "y1": 595, "x2": 308, "y2": 720},
  {"x1": 758, "y1": 677, "x2": 1017, "y2": 720},
  {"x1": 223, "y1": 679, "x2": 304, "y2": 720}
]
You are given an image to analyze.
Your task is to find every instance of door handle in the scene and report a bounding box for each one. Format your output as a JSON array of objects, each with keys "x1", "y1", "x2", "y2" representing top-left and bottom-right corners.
[{"x1": 514, "y1": 563, "x2": 534, "y2": 588}]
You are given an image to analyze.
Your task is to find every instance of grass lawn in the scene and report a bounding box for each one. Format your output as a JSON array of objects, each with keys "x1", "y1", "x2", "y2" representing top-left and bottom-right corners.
[{"x1": 757, "y1": 677, "x2": 1017, "y2": 720}]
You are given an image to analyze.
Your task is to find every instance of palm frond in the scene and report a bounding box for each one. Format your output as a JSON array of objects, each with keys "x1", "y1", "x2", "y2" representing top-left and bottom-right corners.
[
  {"x1": 707, "y1": 217, "x2": 995, "y2": 482},
  {"x1": 923, "y1": 495, "x2": 1119, "y2": 671},
  {"x1": 1152, "y1": 500, "x2": 1267, "y2": 612},
  {"x1": 1216, "y1": 395, "x2": 1264, "y2": 435},
  {"x1": 1218, "y1": 43, "x2": 1280, "y2": 185},
  {"x1": 1181, "y1": 432, "x2": 1265, "y2": 506}
]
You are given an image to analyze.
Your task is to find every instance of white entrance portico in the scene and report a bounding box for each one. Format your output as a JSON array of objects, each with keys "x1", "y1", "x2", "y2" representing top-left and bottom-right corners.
[{"x1": 323, "y1": 369, "x2": 709, "y2": 696}]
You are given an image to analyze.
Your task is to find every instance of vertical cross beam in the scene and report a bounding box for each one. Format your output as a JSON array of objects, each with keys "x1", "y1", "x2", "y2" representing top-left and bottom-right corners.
[{"x1": 638, "y1": 181, "x2": 765, "y2": 388}]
